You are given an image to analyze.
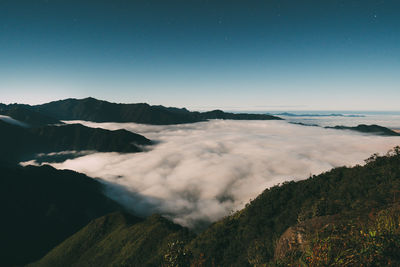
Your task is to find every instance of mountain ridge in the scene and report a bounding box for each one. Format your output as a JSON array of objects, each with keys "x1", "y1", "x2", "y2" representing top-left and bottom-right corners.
[
  {"x1": 1, "y1": 97, "x2": 282, "y2": 126},
  {"x1": 326, "y1": 124, "x2": 400, "y2": 136},
  {"x1": 0, "y1": 120, "x2": 151, "y2": 163},
  {"x1": 0, "y1": 104, "x2": 62, "y2": 127},
  {"x1": 32, "y1": 97, "x2": 283, "y2": 124}
]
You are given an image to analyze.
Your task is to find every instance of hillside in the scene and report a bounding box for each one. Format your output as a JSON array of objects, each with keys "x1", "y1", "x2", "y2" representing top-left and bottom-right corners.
[
  {"x1": 0, "y1": 163, "x2": 124, "y2": 266},
  {"x1": 274, "y1": 204, "x2": 400, "y2": 266},
  {"x1": 0, "y1": 104, "x2": 62, "y2": 127},
  {"x1": 327, "y1": 124, "x2": 400, "y2": 136},
  {"x1": 31, "y1": 123, "x2": 151, "y2": 153},
  {"x1": 1, "y1": 98, "x2": 282, "y2": 127},
  {"x1": 0, "y1": 120, "x2": 151, "y2": 163},
  {"x1": 30, "y1": 212, "x2": 194, "y2": 267},
  {"x1": 291, "y1": 122, "x2": 400, "y2": 137},
  {"x1": 187, "y1": 147, "x2": 400, "y2": 266},
  {"x1": 199, "y1": 109, "x2": 281, "y2": 121},
  {"x1": 32, "y1": 97, "x2": 200, "y2": 125},
  {"x1": 31, "y1": 97, "x2": 282, "y2": 124},
  {"x1": 30, "y1": 147, "x2": 400, "y2": 266},
  {"x1": 0, "y1": 120, "x2": 46, "y2": 163}
]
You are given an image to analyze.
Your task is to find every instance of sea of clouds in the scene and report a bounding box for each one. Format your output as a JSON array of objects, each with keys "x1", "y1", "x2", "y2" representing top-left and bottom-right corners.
[
  {"x1": 24, "y1": 120, "x2": 400, "y2": 229},
  {"x1": 281, "y1": 113, "x2": 400, "y2": 129}
]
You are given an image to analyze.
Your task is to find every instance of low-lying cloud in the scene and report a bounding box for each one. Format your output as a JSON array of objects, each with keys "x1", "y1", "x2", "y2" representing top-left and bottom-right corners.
[
  {"x1": 25, "y1": 120, "x2": 400, "y2": 229},
  {"x1": 0, "y1": 115, "x2": 28, "y2": 127},
  {"x1": 281, "y1": 114, "x2": 400, "y2": 129}
]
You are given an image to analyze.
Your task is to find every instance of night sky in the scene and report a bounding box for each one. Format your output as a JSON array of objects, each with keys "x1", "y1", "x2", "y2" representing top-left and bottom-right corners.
[{"x1": 1, "y1": 0, "x2": 399, "y2": 110}]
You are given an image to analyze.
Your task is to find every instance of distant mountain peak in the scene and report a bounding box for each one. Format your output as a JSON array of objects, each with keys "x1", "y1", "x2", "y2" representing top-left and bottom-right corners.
[{"x1": 29, "y1": 97, "x2": 282, "y2": 125}]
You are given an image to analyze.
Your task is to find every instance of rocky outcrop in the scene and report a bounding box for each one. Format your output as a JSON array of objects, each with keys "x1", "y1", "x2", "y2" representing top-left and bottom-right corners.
[{"x1": 274, "y1": 215, "x2": 338, "y2": 261}]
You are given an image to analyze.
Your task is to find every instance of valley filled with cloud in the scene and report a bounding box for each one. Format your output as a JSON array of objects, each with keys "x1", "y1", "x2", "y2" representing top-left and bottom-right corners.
[{"x1": 24, "y1": 120, "x2": 400, "y2": 229}]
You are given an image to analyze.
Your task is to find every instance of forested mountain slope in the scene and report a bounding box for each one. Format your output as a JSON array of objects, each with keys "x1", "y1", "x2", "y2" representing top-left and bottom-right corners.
[{"x1": 31, "y1": 148, "x2": 400, "y2": 266}]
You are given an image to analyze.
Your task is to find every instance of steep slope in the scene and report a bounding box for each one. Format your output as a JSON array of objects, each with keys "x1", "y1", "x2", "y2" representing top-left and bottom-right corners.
[
  {"x1": 31, "y1": 123, "x2": 151, "y2": 153},
  {"x1": 0, "y1": 104, "x2": 61, "y2": 127},
  {"x1": 0, "y1": 120, "x2": 151, "y2": 162},
  {"x1": 31, "y1": 212, "x2": 194, "y2": 267},
  {"x1": 274, "y1": 204, "x2": 400, "y2": 266},
  {"x1": 33, "y1": 97, "x2": 203, "y2": 125},
  {"x1": 32, "y1": 97, "x2": 282, "y2": 124},
  {"x1": 32, "y1": 148, "x2": 400, "y2": 266},
  {"x1": 0, "y1": 120, "x2": 46, "y2": 162},
  {"x1": 187, "y1": 148, "x2": 400, "y2": 266},
  {"x1": 0, "y1": 163, "x2": 124, "y2": 266}
]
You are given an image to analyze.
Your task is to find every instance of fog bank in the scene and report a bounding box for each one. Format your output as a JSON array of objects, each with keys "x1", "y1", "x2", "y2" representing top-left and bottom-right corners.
[{"x1": 27, "y1": 120, "x2": 400, "y2": 229}]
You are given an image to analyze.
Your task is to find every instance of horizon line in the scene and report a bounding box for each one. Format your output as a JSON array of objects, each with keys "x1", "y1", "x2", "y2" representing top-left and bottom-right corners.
[{"x1": 2, "y1": 97, "x2": 400, "y2": 113}]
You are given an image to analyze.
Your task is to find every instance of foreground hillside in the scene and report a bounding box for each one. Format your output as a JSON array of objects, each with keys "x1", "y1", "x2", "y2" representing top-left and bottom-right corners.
[
  {"x1": 0, "y1": 163, "x2": 123, "y2": 266},
  {"x1": 188, "y1": 148, "x2": 400, "y2": 266},
  {"x1": 31, "y1": 147, "x2": 400, "y2": 266},
  {"x1": 29, "y1": 213, "x2": 193, "y2": 267}
]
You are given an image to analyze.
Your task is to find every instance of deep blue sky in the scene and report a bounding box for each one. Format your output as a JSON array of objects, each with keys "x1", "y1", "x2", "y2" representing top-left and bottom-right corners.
[{"x1": 0, "y1": 0, "x2": 399, "y2": 110}]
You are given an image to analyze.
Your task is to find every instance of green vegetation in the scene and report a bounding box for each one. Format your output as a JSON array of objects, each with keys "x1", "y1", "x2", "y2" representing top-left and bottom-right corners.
[
  {"x1": 187, "y1": 147, "x2": 400, "y2": 266},
  {"x1": 303, "y1": 205, "x2": 400, "y2": 266},
  {"x1": 274, "y1": 204, "x2": 400, "y2": 266},
  {"x1": 31, "y1": 212, "x2": 194, "y2": 267},
  {"x1": 29, "y1": 147, "x2": 400, "y2": 267}
]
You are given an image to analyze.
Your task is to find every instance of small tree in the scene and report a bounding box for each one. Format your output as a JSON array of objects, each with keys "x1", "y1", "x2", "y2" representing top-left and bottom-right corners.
[{"x1": 163, "y1": 240, "x2": 192, "y2": 267}]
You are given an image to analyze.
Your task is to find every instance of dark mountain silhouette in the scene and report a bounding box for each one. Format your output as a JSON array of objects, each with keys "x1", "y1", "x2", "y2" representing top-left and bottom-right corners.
[
  {"x1": 1, "y1": 97, "x2": 282, "y2": 126},
  {"x1": 291, "y1": 121, "x2": 400, "y2": 137},
  {"x1": 199, "y1": 109, "x2": 281, "y2": 120},
  {"x1": 274, "y1": 112, "x2": 364, "y2": 117},
  {"x1": 32, "y1": 97, "x2": 200, "y2": 125},
  {"x1": 0, "y1": 163, "x2": 124, "y2": 266},
  {"x1": 326, "y1": 124, "x2": 400, "y2": 136},
  {"x1": 289, "y1": 121, "x2": 320, "y2": 127},
  {"x1": 31, "y1": 123, "x2": 151, "y2": 153},
  {"x1": 30, "y1": 97, "x2": 282, "y2": 124},
  {"x1": 0, "y1": 104, "x2": 61, "y2": 127},
  {"x1": 0, "y1": 120, "x2": 46, "y2": 163},
  {"x1": 0, "y1": 120, "x2": 151, "y2": 163}
]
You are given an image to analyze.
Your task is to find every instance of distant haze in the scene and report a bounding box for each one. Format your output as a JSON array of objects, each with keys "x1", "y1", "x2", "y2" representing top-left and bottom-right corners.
[
  {"x1": 24, "y1": 120, "x2": 400, "y2": 229},
  {"x1": 276, "y1": 112, "x2": 400, "y2": 129}
]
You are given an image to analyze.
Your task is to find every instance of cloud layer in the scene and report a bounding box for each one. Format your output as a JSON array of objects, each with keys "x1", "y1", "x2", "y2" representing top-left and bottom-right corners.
[
  {"x1": 0, "y1": 115, "x2": 28, "y2": 127},
  {"x1": 28, "y1": 120, "x2": 400, "y2": 229},
  {"x1": 281, "y1": 114, "x2": 400, "y2": 129}
]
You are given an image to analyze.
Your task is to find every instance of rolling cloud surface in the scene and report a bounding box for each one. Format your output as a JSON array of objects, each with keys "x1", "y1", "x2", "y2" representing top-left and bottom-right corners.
[{"x1": 25, "y1": 120, "x2": 400, "y2": 229}]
